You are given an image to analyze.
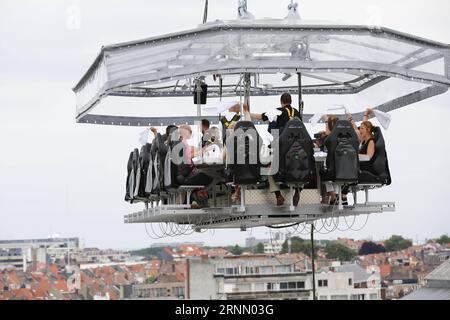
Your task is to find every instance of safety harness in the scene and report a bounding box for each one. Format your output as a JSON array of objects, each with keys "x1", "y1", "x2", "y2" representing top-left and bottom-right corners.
[{"x1": 284, "y1": 106, "x2": 295, "y2": 120}]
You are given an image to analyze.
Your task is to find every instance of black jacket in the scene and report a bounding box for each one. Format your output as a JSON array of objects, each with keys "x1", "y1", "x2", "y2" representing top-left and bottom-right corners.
[{"x1": 262, "y1": 105, "x2": 300, "y2": 134}]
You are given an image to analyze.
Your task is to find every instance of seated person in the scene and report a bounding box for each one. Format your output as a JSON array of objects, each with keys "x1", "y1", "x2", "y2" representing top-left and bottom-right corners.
[
  {"x1": 319, "y1": 115, "x2": 340, "y2": 205},
  {"x1": 228, "y1": 93, "x2": 301, "y2": 206},
  {"x1": 150, "y1": 125, "x2": 178, "y2": 154},
  {"x1": 147, "y1": 125, "x2": 179, "y2": 195},
  {"x1": 177, "y1": 124, "x2": 213, "y2": 208},
  {"x1": 320, "y1": 114, "x2": 359, "y2": 206},
  {"x1": 324, "y1": 107, "x2": 376, "y2": 206},
  {"x1": 323, "y1": 115, "x2": 339, "y2": 139},
  {"x1": 202, "y1": 126, "x2": 225, "y2": 163},
  {"x1": 203, "y1": 126, "x2": 222, "y2": 148},
  {"x1": 201, "y1": 119, "x2": 210, "y2": 148},
  {"x1": 220, "y1": 108, "x2": 242, "y2": 145},
  {"x1": 218, "y1": 112, "x2": 242, "y2": 203},
  {"x1": 314, "y1": 130, "x2": 328, "y2": 152},
  {"x1": 347, "y1": 108, "x2": 377, "y2": 175}
]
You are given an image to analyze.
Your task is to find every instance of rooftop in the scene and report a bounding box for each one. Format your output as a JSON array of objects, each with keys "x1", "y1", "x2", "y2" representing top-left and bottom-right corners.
[
  {"x1": 333, "y1": 263, "x2": 373, "y2": 283},
  {"x1": 401, "y1": 287, "x2": 450, "y2": 300},
  {"x1": 425, "y1": 258, "x2": 450, "y2": 281},
  {"x1": 0, "y1": 238, "x2": 79, "y2": 245}
]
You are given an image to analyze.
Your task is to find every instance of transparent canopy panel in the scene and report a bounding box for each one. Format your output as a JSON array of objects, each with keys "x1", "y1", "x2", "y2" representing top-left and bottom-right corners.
[{"x1": 73, "y1": 18, "x2": 450, "y2": 126}]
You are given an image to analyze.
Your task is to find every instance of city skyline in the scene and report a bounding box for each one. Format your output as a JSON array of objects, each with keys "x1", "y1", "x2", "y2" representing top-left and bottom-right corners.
[
  {"x1": 2, "y1": 233, "x2": 449, "y2": 300},
  {"x1": 1, "y1": 0, "x2": 450, "y2": 249},
  {"x1": 1, "y1": 233, "x2": 449, "y2": 251}
]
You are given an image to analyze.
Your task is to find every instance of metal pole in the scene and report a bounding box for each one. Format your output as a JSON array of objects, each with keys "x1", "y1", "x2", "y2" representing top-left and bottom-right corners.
[
  {"x1": 243, "y1": 73, "x2": 251, "y2": 120},
  {"x1": 310, "y1": 223, "x2": 316, "y2": 300},
  {"x1": 203, "y1": 0, "x2": 208, "y2": 24},
  {"x1": 196, "y1": 79, "x2": 202, "y2": 117},
  {"x1": 297, "y1": 73, "x2": 303, "y2": 121}
]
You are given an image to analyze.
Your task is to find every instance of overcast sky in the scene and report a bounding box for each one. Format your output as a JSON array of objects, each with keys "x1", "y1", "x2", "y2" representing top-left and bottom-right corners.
[{"x1": 1, "y1": 0, "x2": 449, "y2": 249}]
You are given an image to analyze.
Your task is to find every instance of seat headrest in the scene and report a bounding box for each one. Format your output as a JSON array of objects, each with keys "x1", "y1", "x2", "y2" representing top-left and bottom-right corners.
[
  {"x1": 234, "y1": 121, "x2": 256, "y2": 131},
  {"x1": 334, "y1": 120, "x2": 354, "y2": 131},
  {"x1": 327, "y1": 120, "x2": 358, "y2": 140},
  {"x1": 372, "y1": 126, "x2": 382, "y2": 143},
  {"x1": 278, "y1": 118, "x2": 310, "y2": 141},
  {"x1": 232, "y1": 121, "x2": 262, "y2": 146},
  {"x1": 285, "y1": 117, "x2": 304, "y2": 129}
]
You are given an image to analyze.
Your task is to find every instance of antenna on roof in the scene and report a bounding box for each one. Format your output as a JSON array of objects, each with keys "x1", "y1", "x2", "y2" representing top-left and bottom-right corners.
[
  {"x1": 238, "y1": 0, "x2": 254, "y2": 20},
  {"x1": 203, "y1": 0, "x2": 208, "y2": 24},
  {"x1": 285, "y1": 1, "x2": 301, "y2": 20}
]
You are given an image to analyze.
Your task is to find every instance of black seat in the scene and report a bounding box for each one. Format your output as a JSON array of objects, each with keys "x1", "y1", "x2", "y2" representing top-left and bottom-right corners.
[
  {"x1": 227, "y1": 121, "x2": 263, "y2": 185},
  {"x1": 175, "y1": 140, "x2": 213, "y2": 187},
  {"x1": 323, "y1": 120, "x2": 360, "y2": 183},
  {"x1": 151, "y1": 131, "x2": 177, "y2": 194},
  {"x1": 136, "y1": 143, "x2": 152, "y2": 199},
  {"x1": 148, "y1": 142, "x2": 160, "y2": 194},
  {"x1": 359, "y1": 127, "x2": 392, "y2": 185},
  {"x1": 124, "y1": 151, "x2": 134, "y2": 202},
  {"x1": 274, "y1": 118, "x2": 315, "y2": 184},
  {"x1": 124, "y1": 148, "x2": 140, "y2": 203},
  {"x1": 166, "y1": 140, "x2": 183, "y2": 189}
]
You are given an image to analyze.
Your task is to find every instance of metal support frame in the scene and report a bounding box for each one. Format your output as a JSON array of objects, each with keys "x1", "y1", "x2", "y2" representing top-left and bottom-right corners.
[
  {"x1": 104, "y1": 49, "x2": 446, "y2": 101},
  {"x1": 74, "y1": 20, "x2": 450, "y2": 119},
  {"x1": 124, "y1": 200, "x2": 395, "y2": 227},
  {"x1": 445, "y1": 52, "x2": 450, "y2": 79},
  {"x1": 239, "y1": 185, "x2": 246, "y2": 213},
  {"x1": 354, "y1": 84, "x2": 449, "y2": 119},
  {"x1": 353, "y1": 187, "x2": 358, "y2": 205},
  {"x1": 289, "y1": 185, "x2": 295, "y2": 212},
  {"x1": 196, "y1": 78, "x2": 202, "y2": 117},
  {"x1": 310, "y1": 223, "x2": 316, "y2": 300},
  {"x1": 95, "y1": 62, "x2": 450, "y2": 99},
  {"x1": 297, "y1": 72, "x2": 303, "y2": 121},
  {"x1": 337, "y1": 184, "x2": 343, "y2": 211},
  {"x1": 202, "y1": 0, "x2": 208, "y2": 24},
  {"x1": 77, "y1": 83, "x2": 448, "y2": 126},
  {"x1": 243, "y1": 73, "x2": 251, "y2": 109},
  {"x1": 75, "y1": 63, "x2": 450, "y2": 122}
]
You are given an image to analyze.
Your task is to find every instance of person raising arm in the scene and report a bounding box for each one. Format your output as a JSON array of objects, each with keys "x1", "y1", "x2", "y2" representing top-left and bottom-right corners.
[
  {"x1": 346, "y1": 107, "x2": 373, "y2": 143},
  {"x1": 346, "y1": 107, "x2": 376, "y2": 165}
]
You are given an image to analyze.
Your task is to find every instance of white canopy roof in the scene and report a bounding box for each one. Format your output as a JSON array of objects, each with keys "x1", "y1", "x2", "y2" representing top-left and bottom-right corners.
[{"x1": 73, "y1": 18, "x2": 450, "y2": 126}]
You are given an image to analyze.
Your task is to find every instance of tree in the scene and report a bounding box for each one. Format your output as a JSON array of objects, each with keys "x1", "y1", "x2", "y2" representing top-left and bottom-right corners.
[
  {"x1": 254, "y1": 242, "x2": 265, "y2": 254},
  {"x1": 437, "y1": 234, "x2": 450, "y2": 245},
  {"x1": 359, "y1": 241, "x2": 386, "y2": 255},
  {"x1": 384, "y1": 235, "x2": 412, "y2": 252},
  {"x1": 325, "y1": 242, "x2": 357, "y2": 262},
  {"x1": 130, "y1": 247, "x2": 164, "y2": 259},
  {"x1": 229, "y1": 245, "x2": 243, "y2": 256},
  {"x1": 145, "y1": 276, "x2": 156, "y2": 284},
  {"x1": 280, "y1": 237, "x2": 318, "y2": 258}
]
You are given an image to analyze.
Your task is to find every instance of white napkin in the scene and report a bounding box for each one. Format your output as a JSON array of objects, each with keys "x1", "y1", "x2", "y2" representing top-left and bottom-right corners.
[
  {"x1": 373, "y1": 109, "x2": 391, "y2": 130},
  {"x1": 310, "y1": 105, "x2": 347, "y2": 126},
  {"x1": 202, "y1": 100, "x2": 240, "y2": 114},
  {"x1": 265, "y1": 109, "x2": 283, "y2": 122},
  {"x1": 309, "y1": 112, "x2": 325, "y2": 127},
  {"x1": 139, "y1": 129, "x2": 150, "y2": 146},
  {"x1": 327, "y1": 105, "x2": 348, "y2": 114}
]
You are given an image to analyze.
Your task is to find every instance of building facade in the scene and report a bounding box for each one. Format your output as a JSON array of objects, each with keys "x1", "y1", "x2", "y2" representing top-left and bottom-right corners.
[
  {"x1": 187, "y1": 255, "x2": 313, "y2": 300},
  {"x1": 0, "y1": 238, "x2": 83, "y2": 271}
]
